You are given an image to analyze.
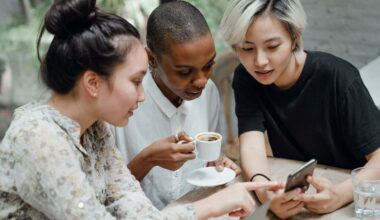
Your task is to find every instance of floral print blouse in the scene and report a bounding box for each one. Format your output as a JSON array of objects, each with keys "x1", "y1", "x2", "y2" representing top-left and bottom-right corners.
[{"x1": 0, "y1": 102, "x2": 196, "y2": 220}]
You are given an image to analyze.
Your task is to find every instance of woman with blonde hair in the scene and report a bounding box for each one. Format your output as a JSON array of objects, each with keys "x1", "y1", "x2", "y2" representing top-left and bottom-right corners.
[
  {"x1": 220, "y1": 0, "x2": 380, "y2": 219},
  {"x1": 0, "y1": 0, "x2": 281, "y2": 219}
]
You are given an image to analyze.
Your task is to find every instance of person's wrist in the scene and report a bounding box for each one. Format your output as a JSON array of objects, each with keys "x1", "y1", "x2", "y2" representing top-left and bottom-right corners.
[
  {"x1": 140, "y1": 147, "x2": 156, "y2": 168},
  {"x1": 192, "y1": 198, "x2": 219, "y2": 219},
  {"x1": 250, "y1": 173, "x2": 271, "y2": 182},
  {"x1": 250, "y1": 173, "x2": 271, "y2": 204},
  {"x1": 333, "y1": 183, "x2": 351, "y2": 209}
]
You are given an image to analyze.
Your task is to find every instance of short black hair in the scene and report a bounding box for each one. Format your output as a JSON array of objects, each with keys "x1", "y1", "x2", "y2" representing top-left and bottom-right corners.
[
  {"x1": 146, "y1": 1, "x2": 210, "y2": 56},
  {"x1": 159, "y1": 0, "x2": 176, "y2": 5},
  {"x1": 37, "y1": 0, "x2": 140, "y2": 94}
]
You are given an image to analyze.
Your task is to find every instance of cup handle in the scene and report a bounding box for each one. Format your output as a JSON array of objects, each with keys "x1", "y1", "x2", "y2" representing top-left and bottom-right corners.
[{"x1": 192, "y1": 140, "x2": 197, "y2": 155}]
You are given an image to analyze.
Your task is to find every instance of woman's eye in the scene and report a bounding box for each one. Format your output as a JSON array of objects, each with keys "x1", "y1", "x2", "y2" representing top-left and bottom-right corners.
[
  {"x1": 268, "y1": 44, "x2": 280, "y2": 50},
  {"x1": 242, "y1": 47, "x2": 253, "y2": 52},
  {"x1": 134, "y1": 80, "x2": 142, "y2": 86}
]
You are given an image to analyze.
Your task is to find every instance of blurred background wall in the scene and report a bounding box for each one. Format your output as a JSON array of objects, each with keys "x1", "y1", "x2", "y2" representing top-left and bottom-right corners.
[{"x1": 0, "y1": 0, "x2": 379, "y2": 139}]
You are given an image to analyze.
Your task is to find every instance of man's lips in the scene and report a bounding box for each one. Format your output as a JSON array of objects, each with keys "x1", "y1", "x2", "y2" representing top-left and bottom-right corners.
[{"x1": 184, "y1": 90, "x2": 203, "y2": 99}]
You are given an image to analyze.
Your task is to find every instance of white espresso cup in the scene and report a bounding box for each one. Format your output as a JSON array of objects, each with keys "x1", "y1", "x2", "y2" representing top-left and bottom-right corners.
[{"x1": 194, "y1": 132, "x2": 222, "y2": 161}]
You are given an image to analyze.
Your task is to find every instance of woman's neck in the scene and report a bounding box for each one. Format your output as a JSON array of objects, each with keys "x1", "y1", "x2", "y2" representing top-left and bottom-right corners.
[
  {"x1": 47, "y1": 94, "x2": 96, "y2": 136},
  {"x1": 274, "y1": 50, "x2": 307, "y2": 90}
]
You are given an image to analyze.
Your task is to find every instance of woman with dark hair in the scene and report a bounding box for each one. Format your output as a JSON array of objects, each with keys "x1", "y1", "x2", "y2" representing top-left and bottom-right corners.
[{"x1": 0, "y1": 0, "x2": 281, "y2": 219}]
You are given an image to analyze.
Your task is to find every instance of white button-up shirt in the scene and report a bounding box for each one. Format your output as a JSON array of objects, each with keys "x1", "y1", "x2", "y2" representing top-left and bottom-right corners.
[{"x1": 114, "y1": 73, "x2": 220, "y2": 209}]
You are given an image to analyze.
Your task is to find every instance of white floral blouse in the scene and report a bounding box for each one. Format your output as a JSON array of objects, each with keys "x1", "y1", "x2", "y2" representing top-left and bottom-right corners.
[{"x1": 0, "y1": 102, "x2": 196, "y2": 220}]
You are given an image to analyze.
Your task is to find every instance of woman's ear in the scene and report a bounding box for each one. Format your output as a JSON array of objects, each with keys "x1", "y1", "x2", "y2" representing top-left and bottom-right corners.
[
  {"x1": 145, "y1": 47, "x2": 158, "y2": 68},
  {"x1": 82, "y1": 70, "x2": 101, "y2": 98},
  {"x1": 292, "y1": 34, "x2": 300, "y2": 51}
]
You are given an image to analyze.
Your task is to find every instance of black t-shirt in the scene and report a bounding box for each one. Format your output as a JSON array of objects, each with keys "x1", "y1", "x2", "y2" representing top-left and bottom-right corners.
[{"x1": 233, "y1": 51, "x2": 380, "y2": 169}]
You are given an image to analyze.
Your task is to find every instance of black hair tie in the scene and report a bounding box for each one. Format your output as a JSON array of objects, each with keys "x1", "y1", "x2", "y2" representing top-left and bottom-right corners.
[{"x1": 250, "y1": 173, "x2": 271, "y2": 182}]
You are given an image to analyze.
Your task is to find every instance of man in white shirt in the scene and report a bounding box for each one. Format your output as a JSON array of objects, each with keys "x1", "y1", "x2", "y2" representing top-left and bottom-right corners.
[
  {"x1": 113, "y1": 1, "x2": 240, "y2": 209},
  {"x1": 114, "y1": 72, "x2": 221, "y2": 208}
]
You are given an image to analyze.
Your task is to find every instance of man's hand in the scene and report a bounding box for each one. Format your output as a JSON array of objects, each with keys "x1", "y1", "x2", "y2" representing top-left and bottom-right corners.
[{"x1": 144, "y1": 132, "x2": 195, "y2": 171}]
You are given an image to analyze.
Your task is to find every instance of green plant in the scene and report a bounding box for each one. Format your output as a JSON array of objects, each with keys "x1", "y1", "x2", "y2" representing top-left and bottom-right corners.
[
  {"x1": 187, "y1": 0, "x2": 230, "y2": 52},
  {"x1": 0, "y1": 58, "x2": 5, "y2": 74},
  {"x1": 98, "y1": 0, "x2": 126, "y2": 13}
]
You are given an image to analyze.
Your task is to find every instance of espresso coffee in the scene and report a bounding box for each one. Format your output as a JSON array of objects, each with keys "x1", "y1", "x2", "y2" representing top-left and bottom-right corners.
[{"x1": 197, "y1": 134, "x2": 219, "y2": 142}]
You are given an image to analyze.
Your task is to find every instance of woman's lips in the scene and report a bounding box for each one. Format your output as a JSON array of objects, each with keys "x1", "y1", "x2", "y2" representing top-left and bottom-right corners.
[{"x1": 255, "y1": 70, "x2": 273, "y2": 75}]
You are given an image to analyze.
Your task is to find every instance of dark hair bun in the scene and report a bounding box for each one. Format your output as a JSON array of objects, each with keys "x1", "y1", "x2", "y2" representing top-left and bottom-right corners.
[{"x1": 44, "y1": 0, "x2": 97, "y2": 37}]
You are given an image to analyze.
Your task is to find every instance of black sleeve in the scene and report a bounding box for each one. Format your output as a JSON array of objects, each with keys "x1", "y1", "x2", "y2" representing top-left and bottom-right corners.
[
  {"x1": 339, "y1": 74, "x2": 380, "y2": 159},
  {"x1": 232, "y1": 65, "x2": 265, "y2": 136}
]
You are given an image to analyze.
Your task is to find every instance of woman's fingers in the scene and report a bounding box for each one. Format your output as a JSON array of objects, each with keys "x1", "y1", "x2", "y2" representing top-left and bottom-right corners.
[{"x1": 243, "y1": 181, "x2": 283, "y2": 191}]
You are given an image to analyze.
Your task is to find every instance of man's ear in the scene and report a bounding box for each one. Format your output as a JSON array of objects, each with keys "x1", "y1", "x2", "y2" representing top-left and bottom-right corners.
[
  {"x1": 83, "y1": 70, "x2": 101, "y2": 97},
  {"x1": 145, "y1": 47, "x2": 158, "y2": 68}
]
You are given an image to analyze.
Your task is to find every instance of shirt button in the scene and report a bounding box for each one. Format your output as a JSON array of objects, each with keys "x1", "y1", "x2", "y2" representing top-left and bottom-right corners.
[{"x1": 78, "y1": 202, "x2": 84, "y2": 209}]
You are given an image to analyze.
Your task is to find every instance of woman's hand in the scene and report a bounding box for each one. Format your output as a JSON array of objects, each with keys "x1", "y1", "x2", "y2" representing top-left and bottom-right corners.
[
  {"x1": 267, "y1": 188, "x2": 304, "y2": 219},
  {"x1": 207, "y1": 156, "x2": 242, "y2": 175},
  {"x1": 143, "y1": 131, "x2": 195, "y2": 171},
  {"x1": 293, "y1": 176, "x2": 342, "y2": 214},
  {"x1": 193, "y1": 181, "x2": 283, "y2": 220}
]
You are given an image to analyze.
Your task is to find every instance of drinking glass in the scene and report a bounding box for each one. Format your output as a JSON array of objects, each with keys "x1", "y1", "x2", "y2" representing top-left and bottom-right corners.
[{"x1": 352, "y1": 167, "x2": 380, "y2": 218}]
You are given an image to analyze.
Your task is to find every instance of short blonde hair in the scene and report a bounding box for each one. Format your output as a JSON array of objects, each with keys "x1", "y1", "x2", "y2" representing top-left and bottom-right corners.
[{"x1": 220, "y1": 0, "x2": 307, "y2": 51}]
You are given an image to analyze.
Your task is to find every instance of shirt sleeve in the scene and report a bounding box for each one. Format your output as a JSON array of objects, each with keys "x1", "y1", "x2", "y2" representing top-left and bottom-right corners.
[
  {"x1": 103, "y1": 133, "x2": 197, "y2": 220},
  {"x1": 12, "y1": 120, "x2": 117, "y2": 220},
  {"x1": 232, "y1": 65, "x2": 266, "y2": 135},
  {"x1": 339, "y1": 75, "x2": 380, "y2": 159}
]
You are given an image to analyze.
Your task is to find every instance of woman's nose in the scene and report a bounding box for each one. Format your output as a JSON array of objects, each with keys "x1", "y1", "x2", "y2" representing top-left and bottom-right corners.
[
  {"x1": 138, "y1": 86, "x2": 145, "y2": 102},
  {"x1": 254, "y1": 50, "x2": 269, "y2": 67}
]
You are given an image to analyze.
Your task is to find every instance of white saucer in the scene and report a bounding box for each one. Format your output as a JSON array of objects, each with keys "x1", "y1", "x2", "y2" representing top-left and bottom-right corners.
[{"x1": 186, "y1": 167, "x2": 235, "y2": 187}]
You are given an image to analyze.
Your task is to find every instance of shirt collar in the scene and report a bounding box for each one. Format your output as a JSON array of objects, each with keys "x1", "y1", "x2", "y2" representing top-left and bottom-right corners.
[{"x1": 145, "y1": 72, "x2": 190, "y2": 118}]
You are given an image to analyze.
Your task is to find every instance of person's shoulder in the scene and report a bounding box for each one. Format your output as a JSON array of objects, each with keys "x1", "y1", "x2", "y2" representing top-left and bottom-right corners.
[
  {"x1": 310, "y1": 51, "x2": 359, "y2": 76},
  {"x1": 232, "y1": 64, "x2": 260, "y2": 90},
  {"x1": 10, "y1": 102, "x2": 54, "y2": 130},
  {"x1": 234, "y1": 63, "x2": 250, "y2": 76},
  {"x1": 309, "y1": 51, "x2": 360, "y2": 84}
]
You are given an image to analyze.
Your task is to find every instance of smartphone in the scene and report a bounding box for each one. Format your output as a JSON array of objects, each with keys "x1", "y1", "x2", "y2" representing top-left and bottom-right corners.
[{"x1": 284, "y1": 159, "x2": 317, "y2": 192}]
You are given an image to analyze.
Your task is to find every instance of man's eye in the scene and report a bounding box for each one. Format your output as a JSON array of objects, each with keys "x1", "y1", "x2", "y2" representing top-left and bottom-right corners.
[
  {"x1": 178, "y1": 70, "x2": 192, "y2": 76},
  {"x1": 203, "y1": 62, "x2": 215, "y2": 71}
]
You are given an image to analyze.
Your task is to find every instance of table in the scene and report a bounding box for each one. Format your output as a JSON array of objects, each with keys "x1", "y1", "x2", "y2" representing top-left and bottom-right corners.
[{"x1": 172, "y1": 157, "x2": 357, "y2": 219}]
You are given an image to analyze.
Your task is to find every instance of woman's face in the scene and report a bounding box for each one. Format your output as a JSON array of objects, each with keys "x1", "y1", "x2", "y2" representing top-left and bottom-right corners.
[
  {"x1": 236, "y1": 14, "x2": 296, "y2": 88},
  {"x1": 152, "y1": 33, "x2": 216, "y2": 102},
  {"x1": 97, "y1": 43, "x2": 148, "y2": 126}
]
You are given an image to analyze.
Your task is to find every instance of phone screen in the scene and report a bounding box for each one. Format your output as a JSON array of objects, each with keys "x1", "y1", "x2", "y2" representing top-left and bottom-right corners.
[{"x1": 284, "y1": 159, "x2": 317, "y2": 192}]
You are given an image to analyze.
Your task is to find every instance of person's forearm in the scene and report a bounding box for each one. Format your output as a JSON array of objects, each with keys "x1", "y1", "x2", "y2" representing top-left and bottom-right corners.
[
  {"x1": 127, "y1": 150, "x2": 154, "y2": 181},
  {"x1": 240, "y1": 131, "x2": 271, "y2": 202},
  {"x1": 334, "y1": 148, "x2": 380, "y2": 209},
  {"x1": 192, "y1": 199, "x2": 218, "y2": 220},
  {"x1": 333, "y1": 178, "x2": 354, "y2": 208}
]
